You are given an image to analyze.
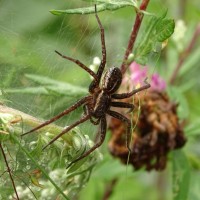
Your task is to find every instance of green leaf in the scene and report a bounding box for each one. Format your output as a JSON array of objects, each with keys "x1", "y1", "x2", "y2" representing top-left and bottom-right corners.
[
  {"x1": 134, "y1": 15, "x2": 161, "y2": 64},
  {"x1": 25, "y1": 74, "x2": 59, "y2": 85},
  {"x1": 30, "y1": 135, "x2": 43, "y2": 157},
  {"x1": 167, "y1": 86, "x2": 189, "y2": 119},
  {"x1": 187, "y1": 154, "x2": 200, "y2": 170},
  {"x1": 50, "y1": 0, "x2": 136, "y2": 15},
  {"x1": 6, "y1": 74, "x2": 88, "y2": 97},
  {"x1": 172, "y1": 150, "x2": 190, "y2": 200},
  {"x1": 155, "y1": 19, "x2": 175, "y2": 42},
  {"x1": 134, "y1": 13, "x2": 175, "y2": 65},
  {"x1": 185, "y1": 119, "x2": 200, "y2": 137},
  {"x1": 10, "y1": 134, "x2": 70, "y2": 200},
  {"x1": 45, "y1": 85, "x2": 87, "y2": 97},
  {"x1": 5, "y1": 87, "x2": 49, "y2": 95},
  {"x1": 27, "y1": 74, "x2": 88, "y2": 96},
  {"x1": 67, "y1": 157, "x2": 88, "y2": 174}
]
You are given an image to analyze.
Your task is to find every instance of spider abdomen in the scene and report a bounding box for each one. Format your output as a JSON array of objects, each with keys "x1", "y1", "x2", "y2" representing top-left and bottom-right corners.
[{"x1": 93, "y1": 91, "x2": 111, "y2": 118}]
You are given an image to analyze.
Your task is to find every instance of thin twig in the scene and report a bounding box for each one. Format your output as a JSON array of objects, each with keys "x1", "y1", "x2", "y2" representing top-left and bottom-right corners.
[
  {"x1": 0, "y1": 143, "x2": 20, "y2": 200},
  {"x1": 170, "y1": 23, "x2": 200, "y2": 84},
  {"x1": 121, "y1": 0, "x2": 151, "y2": 74}
]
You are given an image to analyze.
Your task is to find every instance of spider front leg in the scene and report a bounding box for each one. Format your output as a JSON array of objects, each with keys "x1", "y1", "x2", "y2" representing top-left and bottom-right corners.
[
  {"x1": 55, "y1": 50, "x2": 98, "y2": 80},
  {"x1": 111, "y1": 79, "x2": 151, "y2": 99},
  {"x1": 107, "y1": 110, "x2": 132, "y2": 152},
  {"x1": 94, "y1": 5, "x2": 106, "y2": 78},
  {"x1": 67, "y1": 116, "x2": 107, "y2": 168},
  {"x1": 22, "y1": 96, "x2": 89, "y2": 136},
  {"x1": 89, "y1": 5, "x2": 107, "y2": 92}
]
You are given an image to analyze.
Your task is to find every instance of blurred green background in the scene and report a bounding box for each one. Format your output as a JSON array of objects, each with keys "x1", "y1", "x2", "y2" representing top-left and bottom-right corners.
[{"x1": 0, "y1": 0, "x2": 200, "y2": 200}]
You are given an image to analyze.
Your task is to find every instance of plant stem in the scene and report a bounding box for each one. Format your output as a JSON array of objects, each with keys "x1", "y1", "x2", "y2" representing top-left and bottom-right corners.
[
  {"x1": 169, "y1": 23, "x2": 200, "y2": 84},
  {"x1": 0, "y1": 105, "x2": 61, "y2": 133},
  {"x1": 102, "y1": 178, "x2": 117, "y2": 200},
  {"x1": 0, "y1": 143, "x2": 20, "y2": 200},
  {"x1": 121, "y1": 0, "x2": 151, "y2": 74},
  {"x1": 0, "y1": 104, "x2": 72, "y2": 144}
]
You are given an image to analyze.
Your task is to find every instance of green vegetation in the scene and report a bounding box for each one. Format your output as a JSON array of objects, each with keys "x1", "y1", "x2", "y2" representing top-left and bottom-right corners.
[{"x1": 0, "y1": 0, "x2": 200, "y2": 199}]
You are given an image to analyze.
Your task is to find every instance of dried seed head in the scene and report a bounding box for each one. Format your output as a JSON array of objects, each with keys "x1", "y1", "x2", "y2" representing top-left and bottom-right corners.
[{"x1": 108, "y1": 90, "x2": 186, "y2": 171}]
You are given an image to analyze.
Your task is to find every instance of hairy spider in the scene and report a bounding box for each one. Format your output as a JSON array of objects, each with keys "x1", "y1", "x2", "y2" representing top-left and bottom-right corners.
[{"x1": 22, "y1": 5, "x2": 150, "y2": 166}]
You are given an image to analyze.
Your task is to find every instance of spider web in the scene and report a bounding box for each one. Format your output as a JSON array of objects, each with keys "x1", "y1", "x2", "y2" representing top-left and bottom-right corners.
[{"x1": 0, "y1": 1, "x2": 158, "y2": 199}]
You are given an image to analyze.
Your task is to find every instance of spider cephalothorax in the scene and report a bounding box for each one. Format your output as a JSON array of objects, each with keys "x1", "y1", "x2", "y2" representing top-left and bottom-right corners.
[{"x1": 22, "y1": 6, "x2": 150, "y2": 166}]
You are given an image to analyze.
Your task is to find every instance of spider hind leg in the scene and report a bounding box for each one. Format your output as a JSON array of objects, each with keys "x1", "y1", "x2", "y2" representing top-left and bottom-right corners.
[
  {"x1": 67, "y1": 116, "x2": 107, "y2": 169},
  {"x1": 107, "y1": 110, "x2": 132, "y2": 152}
]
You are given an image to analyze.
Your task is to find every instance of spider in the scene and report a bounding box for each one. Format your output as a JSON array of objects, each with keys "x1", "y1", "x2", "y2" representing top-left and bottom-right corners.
[{"x1": 22, "y1": 5, "x2": 150, "y2": 167}]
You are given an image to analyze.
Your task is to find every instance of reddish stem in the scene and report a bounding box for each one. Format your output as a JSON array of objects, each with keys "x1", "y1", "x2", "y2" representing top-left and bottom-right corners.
[
  {"x1": 0, "y1": 143, "x2": 19, "y2": 200},
  {"x1": 170, "y1": 23, "x2": 200, "y2": 84},
  {"x1": 102, "y1": 179, "x2": 117, "y2": 200},
  {"x1": 121, "y1": 0, "x2": 151, "y2": 74}
]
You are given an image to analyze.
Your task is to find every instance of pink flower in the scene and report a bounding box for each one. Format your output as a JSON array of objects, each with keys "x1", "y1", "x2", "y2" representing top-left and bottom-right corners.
[
  {"x1": 151, "y1": 74, "x2": 166, "y2": 91},
  {"x1": 128, "y1": 62, "x2": 166, "y2": 92},
  {"x1": 130, "y1": 62, "x2": 148, "y2": 85}
]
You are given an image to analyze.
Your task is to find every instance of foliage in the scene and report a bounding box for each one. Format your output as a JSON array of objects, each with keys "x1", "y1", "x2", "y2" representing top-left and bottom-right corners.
[
  {"x1": 134, "y1": 13, "x2": 175, "y2": 65},
  {"x1": 0, "y1": 109, "x2": 101, "y2": 199},
  {"x1": 50, "y1": 0, "x2": 137, "y2": 15},
  {"x1": 0, "y1": 0, "x2": 200, "y2": 199}
]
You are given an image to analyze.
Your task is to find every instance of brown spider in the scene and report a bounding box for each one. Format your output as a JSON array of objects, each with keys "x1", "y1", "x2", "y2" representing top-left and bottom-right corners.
[{"x1": 22, "y1": 5, "x2": 150, "y2": 166}]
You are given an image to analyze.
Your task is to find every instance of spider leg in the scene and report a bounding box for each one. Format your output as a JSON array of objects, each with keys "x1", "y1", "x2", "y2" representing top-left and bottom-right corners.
[
  {"x1": 42, "y1": 114, "x2": 90, "y2": 150},
  {"x1": 111, "y1": 101, "x2": 134, "y2": 113},
  {"x1": 67, "y1": 116, "x2": 106, "y2": 168},
  {"x1": 55, "y1": 50, "x2": 98, "y2": 80},
  {"x1": 0, "y1": 143, "x2": 19, "y2": 200},
  {"x1": 89, "y1": 5, "x2": 106, "y2": 92},
  {"x1": 107, "y1": 110, "x2": 132, "y2": 152},
  {"x1": 112, "y1": 79, "x2": 151, "y2": 99},
  {"x1": 22, "y1": 96, "x2": 89, "y2": 136},
  {"x1": 95, "y1": 5, "x2": 106, "y2": 78},
  {"x1": 83, "y1": 105, "x2": 100, "y2": 125}
]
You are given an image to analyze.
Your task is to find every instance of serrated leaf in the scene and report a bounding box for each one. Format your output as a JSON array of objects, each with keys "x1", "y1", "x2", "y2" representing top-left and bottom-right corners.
[
  {"x1": 155, "y1": 19, "x2": 175, "y2": 42},
  {"x1": 134, "y1": 12, "x2": 175, "y2": 65},
  {"x1": 50, "y1": 1, "x2": 136, "y2": 15},
  {"x1": 172, "y1": 150, "x2": 190, "y2": 200},
  {"x1": 134, "y1": 15, "x2": 160, "y2": 64}
]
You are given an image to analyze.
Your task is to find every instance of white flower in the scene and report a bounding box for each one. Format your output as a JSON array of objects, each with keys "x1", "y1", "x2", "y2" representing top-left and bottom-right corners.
[{"x1": 172, "y1": 19, "x2": 187, "y2": 51}]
